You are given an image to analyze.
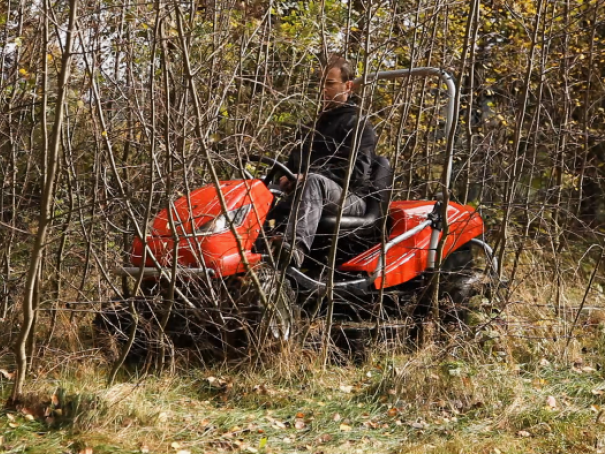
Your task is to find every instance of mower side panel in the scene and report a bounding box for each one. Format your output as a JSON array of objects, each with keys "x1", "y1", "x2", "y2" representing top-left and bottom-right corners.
[
  {"x1": 131, "y1": 180, "x2": 273, "y2": 277},
  {"x1": 339, "y1": 201, "x2": 483, "y2": 289}
]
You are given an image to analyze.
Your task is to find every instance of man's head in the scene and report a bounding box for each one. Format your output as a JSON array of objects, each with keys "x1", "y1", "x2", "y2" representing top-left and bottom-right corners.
[{"x1": 321, "y1": 54, "x2": 354, "y2": 109}]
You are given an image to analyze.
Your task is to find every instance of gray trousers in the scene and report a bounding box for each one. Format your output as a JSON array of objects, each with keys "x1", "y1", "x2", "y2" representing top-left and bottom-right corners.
[{"x1": 285, "y1": 174, "x2": 366, "y2": 251}]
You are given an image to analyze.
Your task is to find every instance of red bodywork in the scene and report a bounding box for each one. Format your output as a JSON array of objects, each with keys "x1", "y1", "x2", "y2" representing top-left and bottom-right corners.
[
  {"x1": 131, "y1": 180, "x2": 273, "y2": 277},
  {"x1": 131, "y1": 181, "x2": 483, "y2": 288},
  {"x1": 339, "y1": 201, "x2": 483, "y2": 288}
]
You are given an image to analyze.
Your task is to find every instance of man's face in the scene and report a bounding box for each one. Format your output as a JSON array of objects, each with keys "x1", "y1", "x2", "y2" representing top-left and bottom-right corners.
[{"x1": 322, "y1": 67, "x2": 352, "y2": 109}]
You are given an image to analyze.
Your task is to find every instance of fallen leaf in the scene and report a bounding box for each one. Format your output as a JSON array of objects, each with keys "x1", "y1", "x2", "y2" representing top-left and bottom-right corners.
[
  {"x1": 24, "y1": 414, "x2": 35, "y2": 422},
  {"x1": 339, "y1": 423, "x2": 352, "y2": 432},
  {"x1": 268, "y1": 417, "x2": 286, "y2": 430},
  {"x1": 546, "y1": 396, "x2": 557, "y2": 409},
  {"x1": 295, "y1": 419, "x2": 306, "y2": 430},
  {"x1": 140, "y1": 445, "x2": 150, "y2": 454},
  {"x1": 51, "y1": 394, "x2": 60, "y2": 406},
  {"x1": 200, "y1": 418, "x2": 211, "y2": 428},
  {"x1": 517, "y1": 430, "x2": 531, "y2": 438},
  {"x1": 333, "y1": 413, "x2": 341, "y2": 422},
  {"x1": 8, "y1": 422, "x2": 18, "y2": 428},
  {"x1": 258, "y1": 437, "x2": 267, "y2": 449},
  {"x1": 363, "y1": 420, "x2": 379, "y2": 429},
  {"x1": 6, "y1": 413, "x2": 16, "y2": 421},
  {"x1": 78, "y1": 448, "x2": 93, "y2": 454},
  {"x1": 592, "y1": 389, "x2": 604, "y2": 396},
  {"x1": 0, "y1": 369, "x2": 14, "y2": 380},
  {"x1": 295, "y1": 412, "x2": 305, "y2": 418},
  {"x1": 339, "y1": 385, "x2": 353, "y2": 393},
  {"x1": 246, "y1": 447, "x2": 258, "y2": 453},
  {"x1": 158, "y1": 412, "x2": 169, "y2": 423},
  {"x1": 387, "y1": 408, "x2": 399, "y2": 417},
  {"x1": 176, "y1": 451, "x2": 190, "y2": 454},
  {"x1": 317, "y1": 433, "x2": 332, "y2": 443},
  {"x1": 253, "y1": 384, "x2": 272, "y2": 395},
  {"x1": 170, "y1": 442, "x2": 182, "y2": 450}
]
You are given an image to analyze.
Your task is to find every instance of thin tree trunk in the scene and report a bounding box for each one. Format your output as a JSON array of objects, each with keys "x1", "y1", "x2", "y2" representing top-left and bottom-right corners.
[{"x1": 10, "y1": 0, "x2": 79, "y2": 404}]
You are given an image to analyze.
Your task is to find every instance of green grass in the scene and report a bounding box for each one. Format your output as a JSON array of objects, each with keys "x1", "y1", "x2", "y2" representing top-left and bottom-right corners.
[
  {"x1": 3, "y1": 271, "x2": 605, "y2": 454},
  {"x1": 2, "y1": 346, "x2": 605, "y2": 454}
]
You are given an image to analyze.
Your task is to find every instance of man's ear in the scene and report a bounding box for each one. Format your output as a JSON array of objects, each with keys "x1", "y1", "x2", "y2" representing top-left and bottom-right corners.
[{"x1": 345, "y1": 80, "x2": 354, "y2": 93}]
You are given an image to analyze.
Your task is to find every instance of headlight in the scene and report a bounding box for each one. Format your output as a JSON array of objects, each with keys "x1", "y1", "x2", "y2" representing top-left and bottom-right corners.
[{"x1": 195, "y1": 204, "x2": 251, "y2": 236}]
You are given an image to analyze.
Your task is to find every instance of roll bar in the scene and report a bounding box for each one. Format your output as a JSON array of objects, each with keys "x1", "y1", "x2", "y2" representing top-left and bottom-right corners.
[{"x1": 351, "y1": 67, "x2": 456, "y2": 191}]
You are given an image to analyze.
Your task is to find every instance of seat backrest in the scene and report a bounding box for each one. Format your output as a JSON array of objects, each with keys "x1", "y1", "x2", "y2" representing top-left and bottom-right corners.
[
  {"x1": 316, "y1": 154, "x2": 393, "y2": 233},
  {"x1": 364, "y1": 155, "x2": 393, "y2": 221}
]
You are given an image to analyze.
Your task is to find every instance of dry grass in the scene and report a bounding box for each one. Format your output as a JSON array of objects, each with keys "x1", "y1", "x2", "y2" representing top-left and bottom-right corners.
[
  {"x1": 2, "y1": 243, "x2": 605, "y2": 453},
  {"x1": 2, "y1": 318, "x2": 605, "y2": 454}
]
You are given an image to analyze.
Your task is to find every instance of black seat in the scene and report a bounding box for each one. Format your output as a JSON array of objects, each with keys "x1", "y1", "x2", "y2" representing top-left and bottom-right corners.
[{"x1": 318, "y1": 155, "x2": 393, "y2": 233}]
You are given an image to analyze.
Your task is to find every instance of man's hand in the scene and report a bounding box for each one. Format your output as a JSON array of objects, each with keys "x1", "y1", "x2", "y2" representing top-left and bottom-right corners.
[{"x1": 279, "y1": 174, "x2": 303, "y2": 193}]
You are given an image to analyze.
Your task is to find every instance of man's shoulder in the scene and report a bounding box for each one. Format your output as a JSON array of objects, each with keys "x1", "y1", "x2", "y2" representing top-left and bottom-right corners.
[{"x1": 333, "y1": 104, "x2": 372, "y2": 128}]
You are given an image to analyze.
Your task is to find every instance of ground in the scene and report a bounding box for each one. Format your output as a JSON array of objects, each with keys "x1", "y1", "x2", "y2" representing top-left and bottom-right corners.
[{"x1": 2, "y1": 321, "x2": 605, "y2": 454}]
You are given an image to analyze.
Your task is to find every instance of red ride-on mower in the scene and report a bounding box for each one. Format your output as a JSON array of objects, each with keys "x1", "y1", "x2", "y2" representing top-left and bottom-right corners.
[{"x1": 95, "y1": 68, "x2": 500, "y2": 361}]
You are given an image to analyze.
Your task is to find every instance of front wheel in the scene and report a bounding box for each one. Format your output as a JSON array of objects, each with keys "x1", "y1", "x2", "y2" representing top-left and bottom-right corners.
[{"x1": 215, "y1": 264, "x2": 297, "y2": 354}]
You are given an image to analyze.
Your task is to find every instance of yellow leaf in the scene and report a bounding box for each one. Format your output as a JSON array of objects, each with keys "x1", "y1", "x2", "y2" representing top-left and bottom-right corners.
[
  {"x1": 339, "y1": 423, "x2": 352, "y2": 432},
  {"x1": 101, "y1": 131, "x2": 107, "y2": 137},
  {"x1": 19, "y1": 68, "x2": 28, "y2": 76},
  {"x1": 259, "y1": 437, "x2": 267, "y2": 449}
]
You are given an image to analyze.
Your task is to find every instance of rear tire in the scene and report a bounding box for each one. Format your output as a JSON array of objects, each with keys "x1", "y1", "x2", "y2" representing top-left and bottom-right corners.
[{"x1": 439, "y1": 242, "x2": 499, "y2": 326}]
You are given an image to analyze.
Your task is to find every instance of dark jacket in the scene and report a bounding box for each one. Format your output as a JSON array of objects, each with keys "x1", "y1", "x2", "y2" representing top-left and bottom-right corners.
[{"x1": 286, "y1": 102, "x2": 377, "y2": 197}]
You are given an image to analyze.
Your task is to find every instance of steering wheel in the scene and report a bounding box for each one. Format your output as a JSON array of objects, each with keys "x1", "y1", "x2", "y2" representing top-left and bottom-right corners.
[{"x1": 246, "y1": 155, "x2": 296, "y2": 196}]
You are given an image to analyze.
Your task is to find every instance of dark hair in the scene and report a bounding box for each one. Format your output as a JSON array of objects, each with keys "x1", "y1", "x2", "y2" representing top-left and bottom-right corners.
[{"x1": 325, "y1": 54, "x2": 354, "y2": 82}]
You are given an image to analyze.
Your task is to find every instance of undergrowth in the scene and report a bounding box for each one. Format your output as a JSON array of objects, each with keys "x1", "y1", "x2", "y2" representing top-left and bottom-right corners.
[{"x1": 1, "y1": 246, "x2": 604, "y2": 453}]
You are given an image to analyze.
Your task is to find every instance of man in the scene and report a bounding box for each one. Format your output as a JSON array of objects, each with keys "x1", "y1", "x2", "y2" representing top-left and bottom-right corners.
[{"x1": 278, "y1": 54, "x2": 378, "y2": 267}]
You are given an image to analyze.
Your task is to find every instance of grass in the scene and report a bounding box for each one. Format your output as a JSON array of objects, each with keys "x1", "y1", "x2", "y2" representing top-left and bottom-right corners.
[
  {"x1": 2, "y1": 333, "x2": 605, "y2": 454},
  {"x1": 2, "y1": 247, "x2": 605, "y2": 453}
]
